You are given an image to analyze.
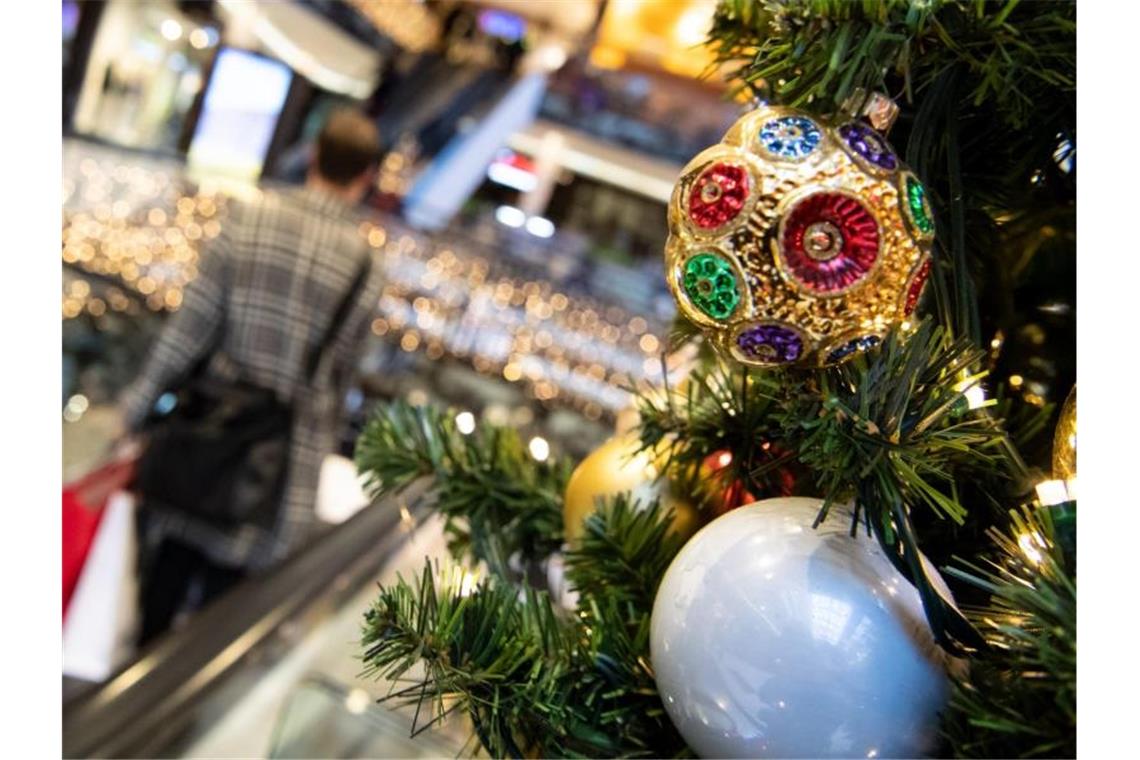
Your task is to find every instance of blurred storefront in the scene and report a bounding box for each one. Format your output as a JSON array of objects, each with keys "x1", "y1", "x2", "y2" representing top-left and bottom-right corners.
[
  {"x1": 62, "y1": 0, "x2": 739, "y2": 424},
  {"x1": 62, "y1": 2, "x2": 741, "y2": 754}
]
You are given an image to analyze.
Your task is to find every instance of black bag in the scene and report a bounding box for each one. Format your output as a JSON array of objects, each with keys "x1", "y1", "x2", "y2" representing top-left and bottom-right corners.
[{"x1": 135, "y1": 256, "x2": 371, "y2": 530}]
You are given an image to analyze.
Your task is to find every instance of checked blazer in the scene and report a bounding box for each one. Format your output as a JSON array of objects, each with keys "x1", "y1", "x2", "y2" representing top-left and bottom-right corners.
[{"x1": 120, "y1": 186, "x2": 383, "y2": 570}]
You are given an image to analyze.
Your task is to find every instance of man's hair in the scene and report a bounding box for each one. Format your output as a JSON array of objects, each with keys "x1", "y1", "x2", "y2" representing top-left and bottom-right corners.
[{"x1": 315, "y1": 109, "x2": 381, "y2": 186}]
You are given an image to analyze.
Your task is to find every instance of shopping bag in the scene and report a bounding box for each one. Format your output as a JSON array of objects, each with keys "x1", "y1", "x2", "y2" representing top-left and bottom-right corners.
[
  {"x1": 63, "y1": 457, "x2": 136, "y2": 618},
  {"x1": 62, "y1": 489, "x2": 140, "y2": 682},
  {"x1": 316, "y1": 454, "x2": 370, "y2": 525}
]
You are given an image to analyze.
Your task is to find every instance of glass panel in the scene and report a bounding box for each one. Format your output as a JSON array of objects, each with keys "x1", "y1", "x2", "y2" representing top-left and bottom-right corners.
[{"x1": 268, "y1": 677, "x2": 465, "y2": 759}]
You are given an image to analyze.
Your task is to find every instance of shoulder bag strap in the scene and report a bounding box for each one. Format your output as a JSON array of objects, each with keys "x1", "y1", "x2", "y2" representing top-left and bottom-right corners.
[{"x1": 303, "y1": 253, "x2": 373, "y2": 385}]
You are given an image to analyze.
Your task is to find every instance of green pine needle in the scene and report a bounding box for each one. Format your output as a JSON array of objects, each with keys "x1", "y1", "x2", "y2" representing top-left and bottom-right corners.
[
  {"x1": 355, "y1": 402, "x2": 572, "y2": 577},
  {"x1": 941, "y1": 504, "x2": 1076, "y2": 757}
]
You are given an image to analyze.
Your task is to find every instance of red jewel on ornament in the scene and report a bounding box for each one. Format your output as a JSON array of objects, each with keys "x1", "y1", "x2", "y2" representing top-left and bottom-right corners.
[
  {"x1": 779, "y1": 192, "x2": 880, "y2": 294},
  {"x1": 904, "y1": 258, "x2": 932, "y2": 316},
  {"x1": 688, "y1": 163, "x2": 749, "y2": 229}
]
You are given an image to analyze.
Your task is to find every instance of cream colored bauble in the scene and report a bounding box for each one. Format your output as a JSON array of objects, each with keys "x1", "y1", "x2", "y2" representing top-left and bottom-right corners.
[{"x1": 650, "y1": 497, "x2": 955, "y2": 758}]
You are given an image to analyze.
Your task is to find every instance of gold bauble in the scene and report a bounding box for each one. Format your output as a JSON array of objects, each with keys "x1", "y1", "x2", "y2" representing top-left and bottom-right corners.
[
  {"x1": 563, "y1": 432, "x2": 700, "y2": 544},
  {"x1": 1052, "y1": 386, "x2": 1076, "y2": 482},
  {"x1": 664, "y1": 105, "x2": 935, "y2": 367}
]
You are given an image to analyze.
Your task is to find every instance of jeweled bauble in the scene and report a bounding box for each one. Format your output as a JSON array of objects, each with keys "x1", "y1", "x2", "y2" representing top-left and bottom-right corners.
[
  {"x1": 825, "y1": 334, "x2": 882, "y2": 364},
  {"x1": 665, "y1": 106, "x2": 935, "y2": 366},
  {"x1": 734, "y1": 322, "x2": 804, "y2": 364},
  {"x1": 650, "y1": 498, "x2": 955, "y2": 758},
  {"x1": 779, "y1": 192, "x2": 880, "y2": 293},
  {"x1": 901, "y1": 172, "x2": 935, "y2": 240}
]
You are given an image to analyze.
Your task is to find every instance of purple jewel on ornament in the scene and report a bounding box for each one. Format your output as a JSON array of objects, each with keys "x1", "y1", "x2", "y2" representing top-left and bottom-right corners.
[
  {"x1": 839, "y1": 122, "x2": 898, "y2": 172},
  {"x1": 735, "y1": 324, "x2": 803, "y2": 364}
]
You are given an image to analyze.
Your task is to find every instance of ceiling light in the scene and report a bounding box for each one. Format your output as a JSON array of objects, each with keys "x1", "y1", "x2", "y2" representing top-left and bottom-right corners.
[{"x1": 161, "y1": 19, "x2": 183, "y2": 41}]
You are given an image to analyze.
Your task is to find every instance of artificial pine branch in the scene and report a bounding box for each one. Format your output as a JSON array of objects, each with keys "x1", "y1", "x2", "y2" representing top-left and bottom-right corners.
[
  {"x1": 353, "y1": 3, "x2": 1076, "y2": 754},
  {"x1": 565, "y1": 494, "x2": 687, "y2": 623},
  {"x1": 709, "y1": 0, "x2": 1075, "y2": 130},
  {"x1": 360, "y1": 500, "x2": 692, "y2": 758},
  {"x1": 941, "y1": 504, "x2": 1077, "y2": 757},
  {"x1": 360, "y1": 562, "x2": 576, "y2": 757},
  {"x1": 639, "y1": 319, "x2": 1019, "y2": 535},
  {"x1": 355, "y1": 402, "x2": 572, "y2": 576}
]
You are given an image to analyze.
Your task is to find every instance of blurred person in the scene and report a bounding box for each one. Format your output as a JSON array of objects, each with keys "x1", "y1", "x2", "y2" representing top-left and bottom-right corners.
[{"x1": 117, "y1": 109, "x2": 383, "y2": 645}]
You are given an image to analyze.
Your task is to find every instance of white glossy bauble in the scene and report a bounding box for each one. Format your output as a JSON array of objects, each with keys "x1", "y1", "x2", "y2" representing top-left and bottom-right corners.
[{"x1": 650, "y1": 497, "x2": 953, "y2": 758}]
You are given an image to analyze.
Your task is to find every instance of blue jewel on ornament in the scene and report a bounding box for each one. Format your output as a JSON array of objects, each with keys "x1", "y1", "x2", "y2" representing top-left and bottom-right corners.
[
  {"x1": 758, "y1": 116, "x2": 822, "y2": 160},
  {"x1": 826, "y1": 334, "x2": 881, "y2": 364}
]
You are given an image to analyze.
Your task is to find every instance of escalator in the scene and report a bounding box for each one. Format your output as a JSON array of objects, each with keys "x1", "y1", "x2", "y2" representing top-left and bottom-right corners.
[{"x1": 62, "y1": 482, "x2": 470, "y2": 758}]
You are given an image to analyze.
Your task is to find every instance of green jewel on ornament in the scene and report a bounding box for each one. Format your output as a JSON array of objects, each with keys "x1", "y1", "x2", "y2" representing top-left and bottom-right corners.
[
  {"x1": 905, "y1": 175, "x2": 934, "y2": 236},
  {"x1": 683, "y1": 253, "x2": 740, "y2": 321}
]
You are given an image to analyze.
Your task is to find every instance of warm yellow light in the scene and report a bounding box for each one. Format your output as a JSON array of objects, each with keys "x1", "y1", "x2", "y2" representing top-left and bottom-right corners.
[
  {"x1": 1017, "y1": 530, "x2": 1047, "y2": 566},
  {"x1": 589, "y1": 45, "x2": 627, "y2": 70},
  {"x1": 528, "y1": 436, "x2": 550, "y2": 462},
  {"x1": 189, "y1": 28, "x2": 209, "y2": 50},
  {"x1": 160, "y1": 18, "x2": 183, "y2": 41},
  {"x1": 673, "y1": 4, "x2": 714, "y2": 47},
  {"x1": 1035, "y1": 479, "x2": 1070, "y2": 507},
  {"x1": 964, "y1": 385, "x2": 987, "y2": 409},
  {"x1": 458, "y1": 567, "x2": 480, "y2": 597},
  {"x1": 400, "y1": 332, "x2": 420, "y2": 352}
]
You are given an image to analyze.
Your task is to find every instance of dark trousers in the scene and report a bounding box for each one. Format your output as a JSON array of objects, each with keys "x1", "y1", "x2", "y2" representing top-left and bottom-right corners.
[{"x1": 137, "y1": 538, "x2": 246, "y2": 647}]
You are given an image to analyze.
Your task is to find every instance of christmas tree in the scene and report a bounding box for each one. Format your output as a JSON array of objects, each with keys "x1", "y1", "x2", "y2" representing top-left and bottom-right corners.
[{"x1": 355, "y1": 2, "x2": 1075, "y2": 757}]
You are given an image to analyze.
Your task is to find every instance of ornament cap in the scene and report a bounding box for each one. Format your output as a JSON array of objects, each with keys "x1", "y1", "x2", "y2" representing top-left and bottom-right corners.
[{"x1": 840, "y1": 88, "x2": 901, "y2": 133}]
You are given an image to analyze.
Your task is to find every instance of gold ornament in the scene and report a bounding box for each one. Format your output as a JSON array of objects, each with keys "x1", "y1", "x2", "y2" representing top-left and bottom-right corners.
[
  {"x1": 1052, "y1": 386, "x2": 1076, "y2": 482},
  {"x1": 563, "y1": 433, "x2": 700, "y2": 544},
  {"x1": 664, "y1": 105, "x2": 935, "y2": 367}
]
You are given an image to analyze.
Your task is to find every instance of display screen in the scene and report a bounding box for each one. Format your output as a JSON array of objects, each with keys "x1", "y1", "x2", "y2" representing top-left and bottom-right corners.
[
  {"x1": 477, "y1": 9, "x2": 526, "y2": 43},
  {"x1": 186, "y1": 47, "x2": 293, "y2": 182},
  {"x1": 62, "y1": 0, "x2": 80, "y2": 40}
]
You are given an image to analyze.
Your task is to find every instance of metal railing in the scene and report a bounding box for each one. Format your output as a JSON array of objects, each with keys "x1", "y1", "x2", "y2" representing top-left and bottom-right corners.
[{"x1": 62, "y1": 483, "x2": 429, "y2": 759}]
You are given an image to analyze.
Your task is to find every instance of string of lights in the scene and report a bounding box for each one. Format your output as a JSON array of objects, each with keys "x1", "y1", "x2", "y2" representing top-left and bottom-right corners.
[{"x1": 61, "y1": 142, "x2": 681, "y2": 417}]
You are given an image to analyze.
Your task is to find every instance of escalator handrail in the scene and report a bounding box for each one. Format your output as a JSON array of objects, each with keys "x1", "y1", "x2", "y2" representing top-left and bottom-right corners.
[{"x1": 62, "y1": 481, "x2": 430, "y2": 759}]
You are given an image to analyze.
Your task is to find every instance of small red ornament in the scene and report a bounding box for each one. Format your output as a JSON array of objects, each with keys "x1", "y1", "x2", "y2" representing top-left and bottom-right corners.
[
  {"x1": 758, "y1": 442, "x2": 798, "y2": 498},
  {"x1": 701, "y1": 450, "x2": 756, "y2": 515},
  {"x1": 700, "y1": 443, "x2": 799, "y2": 516}
]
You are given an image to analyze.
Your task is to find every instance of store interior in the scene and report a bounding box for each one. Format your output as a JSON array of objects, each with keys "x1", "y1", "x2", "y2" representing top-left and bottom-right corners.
[
  {"x1": 60, "y1": 2, "x2": 1078, "y2": 758},
  {"x1": 62, "y1": 1, "x2": 735, "y2": 756}
]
